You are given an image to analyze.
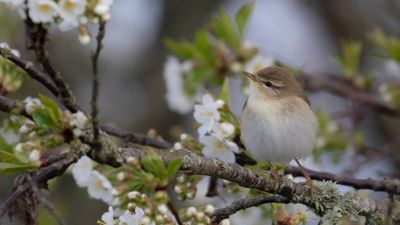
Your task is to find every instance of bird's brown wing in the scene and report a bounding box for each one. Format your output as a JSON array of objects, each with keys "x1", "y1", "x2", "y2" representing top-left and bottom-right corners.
[{"x1": 299, "y1": 93, "x2": 311, "y2": 106}]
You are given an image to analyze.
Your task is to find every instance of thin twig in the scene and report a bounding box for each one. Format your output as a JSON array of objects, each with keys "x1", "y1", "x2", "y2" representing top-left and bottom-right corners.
[
  {"x1": 100, "y1": 125, "x2": 173, "y2": 149},
  {"x1": 0, "y1": 47, "x2": 59, "y2": 97},
  {"x1": 211, "y1": 195, "x2": 289, "y2": 224},
  {"x1": 24, "y1": 18, "x2": 78, "y2": 112},
  {"x1": 167, "y1": 201, "x2": 183, "y2": 225},
  {"x1": 286, "y1": 166, "x2": 399, "y2": 194},
  {"x1": 302, "y1": 73, "x2": 400, "y2": 117},
  {"x1": 90, "y1": 19, "x2": 107, "y2": 150}
]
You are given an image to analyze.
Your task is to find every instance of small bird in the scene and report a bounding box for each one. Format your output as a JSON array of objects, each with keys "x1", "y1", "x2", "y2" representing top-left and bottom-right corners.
[{"x1": 240, "y1": 66, "x2": 318, "y2": 171}]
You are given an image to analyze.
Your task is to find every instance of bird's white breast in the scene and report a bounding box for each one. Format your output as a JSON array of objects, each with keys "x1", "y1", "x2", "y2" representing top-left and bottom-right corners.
[{"x1": 240, "y1": 95, "x2": 318, "y2": 164}]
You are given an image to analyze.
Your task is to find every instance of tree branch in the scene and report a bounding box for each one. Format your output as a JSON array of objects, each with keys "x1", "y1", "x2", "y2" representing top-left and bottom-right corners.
[
  {"x1": 90, "y1": 19, "x2": 107, "y2": 150},
  {"x1": 302, "y1": 73, "x2": 400, "y2": 117},
  {"x1": 211, "y1": 195, "x2": 289, "y2": 224},
  {"x1": 0, "y1": 155, "x2": 77, "y2": 217}
]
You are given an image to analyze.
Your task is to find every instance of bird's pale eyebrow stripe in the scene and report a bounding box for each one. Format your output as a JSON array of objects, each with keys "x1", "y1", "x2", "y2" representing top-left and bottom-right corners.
[{"x1": 261, "y1": 79, "x2": 284, "y2": 87}]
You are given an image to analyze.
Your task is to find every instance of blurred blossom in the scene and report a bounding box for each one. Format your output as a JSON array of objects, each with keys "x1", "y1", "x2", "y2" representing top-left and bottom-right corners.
[
  {"x1": 28, "y1": 149, "x2": 41, "y2": 164},
  {"x1": 69, "y1": 111, "x2": 89, "y2": 137},
  {"x1": 0, "y1": 42, "x2": 20, "y2": 56},
  {"x1": 23, "y1": 97, "x2": 44, "y2": 115},
  {"x1": 244, "y1": 54, "x2": 274, "y2": 73},
  {"x1": 163, "y1": 56, "x2": 194, "y2": 114},
  {"x1": 57, "y1": 0, "x2": 86, "y2": 31},
  {"x1": 385, "y1": 60, "x2": 400, "y2": 78}
]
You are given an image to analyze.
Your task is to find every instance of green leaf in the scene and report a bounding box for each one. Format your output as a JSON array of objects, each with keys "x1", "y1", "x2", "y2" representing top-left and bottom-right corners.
[
  {"x1": 235, "y1": 2, "x2": 255, "y2": 37},
  {"x1": 32, "y1": 111, "x2": 52, "y2": 130},
  {"x1": 38, "y1": 94, "x2": 63, "y2": 128},
  {"x1": 0, "y1": 136, "x2": 14, "y2": 153},
  {"x1": 13, "y1": 151, "x2": 30, "y2": 164},
  {"x1": 219, "y1": 77, "x2": 231, "y2": 108},
  {"x1": 166, "y1": 159, "x2": 182, "y2": 177},
  {"x1": 335, "y1": 40, "x2": 362, "y2": 77},
  {"x1": 164, "y1": 38, "x2": 197, "y2": 59},
  {"x1": 195, "y1": 30, "x2": 214, "y2": 65},
  {"x1": 141, "y1": 150, "x2": 167, "y2": 179},
  {"x1": 0, "y1": 162, "x2": 37, "y2": 175},
  {"x1": 0, "y1": 150, "x2": 20, "y2": 163},
  {"x1": 210, "y1": 10, "x2": 241, "y2": 50}
]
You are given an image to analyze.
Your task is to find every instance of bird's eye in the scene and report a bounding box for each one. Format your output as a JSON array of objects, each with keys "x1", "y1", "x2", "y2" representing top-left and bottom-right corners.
[{"x1": 264, "y1": 81, "x2": 272, "y2": 87}]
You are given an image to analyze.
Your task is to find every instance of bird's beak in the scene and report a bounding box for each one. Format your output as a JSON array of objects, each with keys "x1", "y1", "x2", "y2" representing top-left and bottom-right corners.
[{"x1": 241, "y1": 71, "x2": 257, "y2": 81}]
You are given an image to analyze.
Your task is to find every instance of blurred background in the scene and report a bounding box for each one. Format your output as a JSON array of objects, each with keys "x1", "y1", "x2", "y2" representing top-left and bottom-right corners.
[{"x1": 1, "y1": 0, "x2": 399, "y2": 224}]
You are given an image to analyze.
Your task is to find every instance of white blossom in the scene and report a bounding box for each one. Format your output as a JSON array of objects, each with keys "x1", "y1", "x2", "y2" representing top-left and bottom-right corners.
[
  {"x1": 163, "y1": 56, "x2": 194, "y2": 114},
  {"x1": 199, "y1": 134, "x2": 238, "y2": 163},
  {"x1": 118, "y1": 209, "x2": 144, "y2": 225},
  {"x1": 174, "y1": 185, "x2": 182, "y2": 194},
  {"x1": 87, "y1": 171, "x2": 113, "y2": 204},
  {"x1": 69, "y1": 111, "x2": 88, "y2": 137},
  {"x1": 244, "y1": 54, "x2": 274, "y2": 73},
  {"x1": 205, "y1": 204, "x2": 215, "y2": 215},
  {"x1": 101, "y1": 206, "x2": 115, "y2": 225},
  {"x1": 127, "y1": 191, "x2": 140, "y2": 200},
  {"x1": 19, "y1": 120, "x2": 35, "y2": 134},
  {"x1": 196, "y1": 212, "x2": 205, "y2": 220},
  {"x1": 28, "y1": 149, "x2": 41, "y2": 163},
  {"x1": 118, "y1": 207, "x2": 146, "y2": 225},
  {"x1": 94, "y1": 0, "x2": 113, "y2": 18},
  {"x1": 173, "y1": 142, "x2": 183, "y2": 150},
  {"x1": 23, "y1": 97, "x2": 44, "y2": 115},
  {"x1": 157, "y1": 204, "x2": 168, "y2": 214},
  {"x1": 326, "y1": 121, "x2": 339, "y2": 133},
  {"x1": 212, "y1": 122, "x2": 235, "y2": 139},
  {"x1": 71, "y1": 156, "x2": 93, "y2": 187},
  {"x1": 15, "y1": 143, "x2": 24, "y2": 152},
  {"x1": 230, "y1": 61, "x2": 242, "y2": 73},
  {"x1": 194, "y1": 94, "x2": 224, "y2": 136},
  {"x1": 180, "y1": 133, "x2": 188, "y2": 140},
  {"x1": 186, "y1": 207, "x2": 197, "y2": 217},
  {"x1": 116, "y1": 172, "x2": 127, "y2": 181},
  {"x1": 78, "y1": 32, "x2": 91, "y2": 45},
  {"x1": 28, "y1": 0, "x2": 58, "y2": 23},
  {"x1": 220, "y1": 219, "x2": 231, "y2": 225}
]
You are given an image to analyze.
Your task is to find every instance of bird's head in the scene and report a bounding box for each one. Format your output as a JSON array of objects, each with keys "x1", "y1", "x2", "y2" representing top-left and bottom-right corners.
[{"x1": 242, "y1": 66, "x2": 305, "y2": 101}]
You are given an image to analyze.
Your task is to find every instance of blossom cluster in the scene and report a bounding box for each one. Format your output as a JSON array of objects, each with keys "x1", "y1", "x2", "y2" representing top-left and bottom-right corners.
[
  {"x1": 98, "y1": 206, "x2": 147, "y2": 225},
  {"x1": 194, "y1": 94, "x2": 239, "y2": 163},
  {"x1": 0, "y1": 0, "x2": 114, "y2": 43},
  {"x1": 7, "y1": 96, "x2": 89, "y2": 165},
  {"x1": 180, "y1": 205, "x2": 226, "y2": 225}
]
